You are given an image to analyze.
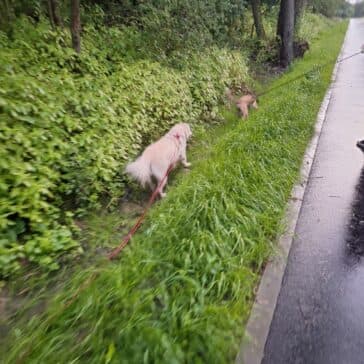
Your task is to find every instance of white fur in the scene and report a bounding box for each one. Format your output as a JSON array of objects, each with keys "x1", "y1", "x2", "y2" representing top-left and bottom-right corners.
[{"x1": 126, "y1": 123, "x2": 192, "y2": 198}]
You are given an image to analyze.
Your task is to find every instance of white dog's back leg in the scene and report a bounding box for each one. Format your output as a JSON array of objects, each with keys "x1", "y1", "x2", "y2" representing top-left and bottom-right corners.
[
  {"x1": 180, "y1": 141, "x2": 191, "y2": 168},
  {"x1": 157, "y1": 177, "x2": 168, "y2": 198},
  {"x1": 147, "y1": 180, "x2": 155, "y2": 191},
  {"x1": 153, "y1": 168, "x2": 169, "y2": 198}
]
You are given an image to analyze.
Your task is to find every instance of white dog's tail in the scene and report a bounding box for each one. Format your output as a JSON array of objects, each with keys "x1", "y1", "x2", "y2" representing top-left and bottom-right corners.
[{"x1": 125, "y1": 157, "x2": 152, "y2": 188}]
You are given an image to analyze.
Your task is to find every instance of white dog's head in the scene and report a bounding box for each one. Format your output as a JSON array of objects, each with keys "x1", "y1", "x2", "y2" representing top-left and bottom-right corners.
[{"x1": 169, "y1": 123, "x2": 192, "y2": 141}]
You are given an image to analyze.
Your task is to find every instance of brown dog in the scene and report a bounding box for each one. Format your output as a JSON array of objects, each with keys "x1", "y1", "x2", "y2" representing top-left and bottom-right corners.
[{"x1": 226, "y1": 88, "x2": 258, "y2": 119}]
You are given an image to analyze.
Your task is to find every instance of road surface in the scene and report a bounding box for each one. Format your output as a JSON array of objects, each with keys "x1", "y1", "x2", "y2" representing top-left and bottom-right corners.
[{"x1": 262, "y1": 18, "x2": 364, "y2": 364}]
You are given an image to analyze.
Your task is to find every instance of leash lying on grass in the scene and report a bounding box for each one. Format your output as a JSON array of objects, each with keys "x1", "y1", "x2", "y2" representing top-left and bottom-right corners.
[{"x1": 107, "y1": 163, "x2": 175, "y2": 260}]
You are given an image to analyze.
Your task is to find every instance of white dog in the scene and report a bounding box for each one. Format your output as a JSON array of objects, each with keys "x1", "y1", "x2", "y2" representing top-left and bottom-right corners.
[{"x1": 126, "y1": 123, "x2": 192, "y2": 198}]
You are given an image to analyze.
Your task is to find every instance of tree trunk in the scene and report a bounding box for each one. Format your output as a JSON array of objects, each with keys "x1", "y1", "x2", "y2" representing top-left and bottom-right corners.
[
  {"x1": 71, "y1": 0, "x2": 81, "y2": 53},
  {"x1": 251, "y1": 0, "x2": 266, "y2": 39},
  {"x1": 50, "y1": 0, "x2": 63, "y2": 27},
  {"x1": 277, "y1": 0, "x2": 294, "y2": 68},
  {"x1": 1, "y1": 0, "x2": 14, "y2": 36},
  {"x1": 47, "y1": 0, "x2": 55, "y2": 28}
]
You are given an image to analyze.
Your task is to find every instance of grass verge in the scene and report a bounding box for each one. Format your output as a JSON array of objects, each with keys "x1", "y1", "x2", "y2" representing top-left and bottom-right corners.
[{"x1": 2, "y1": 21, "x2": 347, "y2": 363}]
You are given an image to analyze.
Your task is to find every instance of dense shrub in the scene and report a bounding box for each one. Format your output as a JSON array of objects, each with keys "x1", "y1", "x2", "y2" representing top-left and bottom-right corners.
[
  {"x1": 0, "y1": 17, "x2": 250, "y2": 276},
  {"x1": 85, "y1": 0, "x2": 248, "y2": 48}
]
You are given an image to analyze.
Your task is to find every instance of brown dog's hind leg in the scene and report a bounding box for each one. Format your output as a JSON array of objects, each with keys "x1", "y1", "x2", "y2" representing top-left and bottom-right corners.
[{"x1": 240, "y1": 104, "x2": 248, "y2": 119}]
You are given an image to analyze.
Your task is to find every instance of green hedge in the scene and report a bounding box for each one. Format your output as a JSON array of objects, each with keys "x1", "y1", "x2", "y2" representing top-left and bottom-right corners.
[{"x1": 0, "y1": 18, "x2": 250, "y2": 276}]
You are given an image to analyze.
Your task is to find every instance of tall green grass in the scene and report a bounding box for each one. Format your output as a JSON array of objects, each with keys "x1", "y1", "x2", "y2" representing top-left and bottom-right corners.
[{"x1": 2, "y1": 21, "x2": 347, "y2": 363}]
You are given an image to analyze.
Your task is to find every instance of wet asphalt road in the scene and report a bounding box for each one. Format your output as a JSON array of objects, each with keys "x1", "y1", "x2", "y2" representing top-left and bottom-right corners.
[{"x1": 262, "y1": 19, "x2": 364, "y2": 364}]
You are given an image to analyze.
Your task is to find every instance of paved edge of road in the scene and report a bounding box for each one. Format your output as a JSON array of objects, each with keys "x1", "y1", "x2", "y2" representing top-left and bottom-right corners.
[{"x1": 235, "y1": 27, "x2": 349, "y2": 364}]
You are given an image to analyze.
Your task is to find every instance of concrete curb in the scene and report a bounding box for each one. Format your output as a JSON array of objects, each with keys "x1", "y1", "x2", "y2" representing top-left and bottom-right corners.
[{"x1": 235, "y1": 27, "x2": 349, "y2": 364}]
